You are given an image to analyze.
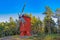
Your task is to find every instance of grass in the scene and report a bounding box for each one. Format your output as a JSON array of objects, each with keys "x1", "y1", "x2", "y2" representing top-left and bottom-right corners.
[
  {"x1": 44, "y1": 34, "x2": 60, "y2": 40},
  {"x1": 0, "y1": 34, "x2": 60, "y2": 40}
]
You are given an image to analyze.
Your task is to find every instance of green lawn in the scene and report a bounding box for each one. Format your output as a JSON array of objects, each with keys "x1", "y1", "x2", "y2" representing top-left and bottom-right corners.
[{"x1": 0, "y1": 34, "x2": 60, "y2": 40}]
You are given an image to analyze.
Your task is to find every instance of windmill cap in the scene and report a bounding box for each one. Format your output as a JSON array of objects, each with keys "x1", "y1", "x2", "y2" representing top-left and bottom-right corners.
[{"x1": 22, "y1": 14, "x2": 30, "y2": 18}]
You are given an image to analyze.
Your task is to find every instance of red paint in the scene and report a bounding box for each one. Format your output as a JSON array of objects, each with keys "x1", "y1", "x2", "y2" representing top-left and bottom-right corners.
[{"x1": 20, "y1": 15, "x2": 31, "y2": 36}]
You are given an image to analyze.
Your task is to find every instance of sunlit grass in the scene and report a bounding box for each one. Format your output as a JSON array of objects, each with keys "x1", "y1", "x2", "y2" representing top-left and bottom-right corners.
[{"x1": 0, "y1": 33, "x2": 60, "y2": 40}]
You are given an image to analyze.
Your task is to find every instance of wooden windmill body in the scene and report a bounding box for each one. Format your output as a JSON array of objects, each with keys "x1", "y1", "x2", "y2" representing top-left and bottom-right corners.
[{"x1": 19, "y1": 4, "x2": 31, "y2": 36}]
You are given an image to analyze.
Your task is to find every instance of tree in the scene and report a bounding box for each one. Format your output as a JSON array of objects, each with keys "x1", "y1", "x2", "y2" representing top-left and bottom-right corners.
[
  {"x1": 43, "y1": 6, "x2": 53, "y2": 18},
  {"x1": 37, "y1": 17, "x2": 43, "y2": 34},
  {"x1": 43, "y1": 6, "x2": 56, "y2": 34},
  {"x1": 0, "y1": 22, "x2": 5, "y2": 37},
  {"x1": 8, "y1": 17, "x2": 16, "y2": 35},
  {"x1": 15, "y1": 19, "x2": 20, "y2": 35},
  {"x1": 54, "y1": 8, "x2": 60, "y2": 33},
  {"x1": 0, "y1": 25, "x2": 4, "y2": 37}
]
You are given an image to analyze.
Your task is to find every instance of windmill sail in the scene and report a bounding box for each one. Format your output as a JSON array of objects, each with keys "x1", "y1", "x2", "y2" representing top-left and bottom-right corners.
[
  {"x1": 19, "y1": 3, "x2": 26, "y2": 23},
  {"x1": 20, "y1": 3, "x2": 26, "y2": 16}
]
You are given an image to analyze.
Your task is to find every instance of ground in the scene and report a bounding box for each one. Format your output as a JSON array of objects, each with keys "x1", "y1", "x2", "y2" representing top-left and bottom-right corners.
[{"x1": 0, "y1": 34, "x2": 60, "y2": 40}]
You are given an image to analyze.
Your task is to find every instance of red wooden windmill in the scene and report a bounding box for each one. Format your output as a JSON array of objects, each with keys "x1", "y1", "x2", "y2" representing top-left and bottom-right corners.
[{"x1": 19, "y1": 3, "x2": 31, "y2": 36}]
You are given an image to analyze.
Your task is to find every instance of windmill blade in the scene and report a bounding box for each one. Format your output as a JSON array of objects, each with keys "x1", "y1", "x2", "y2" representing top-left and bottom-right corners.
[
  {"x1": 21, "y1": 3, "x2": 26, "y2": 15},
  {"x1": 18, "y1": 13, "x2": 20, "y2": 16},
  {"x1": 18, "y1": 3, "x2": 26, "y2": 17},
  {"x1": 22, "y1": 3, "x2": 26, "y2": 13}
]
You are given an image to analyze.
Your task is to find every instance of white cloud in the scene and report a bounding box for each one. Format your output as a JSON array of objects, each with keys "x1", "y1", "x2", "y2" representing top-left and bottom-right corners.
[
  {"x1": 0, "y1": 13, "x2": 18, "y2": 22},
  {"x1": 0, "y1": 13, "x2": 58, "y2": 23}
]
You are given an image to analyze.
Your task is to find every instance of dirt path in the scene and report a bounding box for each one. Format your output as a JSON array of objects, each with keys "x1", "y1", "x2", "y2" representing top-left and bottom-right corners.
[{"x1": 0, "y1": 36, "x2": 33, "y2": 40}]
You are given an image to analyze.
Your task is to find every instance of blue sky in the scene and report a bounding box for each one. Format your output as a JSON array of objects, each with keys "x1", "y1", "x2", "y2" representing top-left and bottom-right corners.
[{"x1": 0, "y1": 0, "x2": 60, "y2": 22}]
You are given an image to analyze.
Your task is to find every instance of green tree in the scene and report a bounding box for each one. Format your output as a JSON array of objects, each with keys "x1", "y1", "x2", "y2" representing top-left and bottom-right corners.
[
  {"x1": 43, "y1": 6, "x2": 56, "y2": 34},
  {"x1": 8, "y1": 17, "x2": 16, "y2": 35},
  {"x1": 55, "y1": 8, "x2": 60, "y2": 33},
  {"x1": 0, "y1": 22, "x2": 5, "y2": 37},
  {"x1": 43, "y1": 6, "x2": 53, "y2": 18}
]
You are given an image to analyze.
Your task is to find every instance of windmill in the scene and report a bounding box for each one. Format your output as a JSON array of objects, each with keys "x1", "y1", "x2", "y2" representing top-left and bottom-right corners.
[{"x1": 18, "y1": 3, "x2": 31, "y2": 36}]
